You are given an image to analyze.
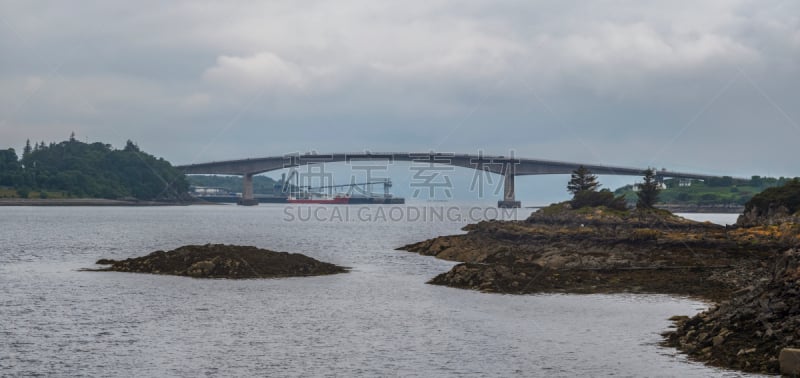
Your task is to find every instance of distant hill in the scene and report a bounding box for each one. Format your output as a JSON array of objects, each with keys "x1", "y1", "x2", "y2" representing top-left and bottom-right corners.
[
  {"x1": 0, "y1": 138, "x2": 188, "y2": 200},
  {"x1": 614, "y1": 176, "x2": 796, "y2": 207},
  {"x1": 187, "y1": 174, "x2": 281, "y2": 195}
]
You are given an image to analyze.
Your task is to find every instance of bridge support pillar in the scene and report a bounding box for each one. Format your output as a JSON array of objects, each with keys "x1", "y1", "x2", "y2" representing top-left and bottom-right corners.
[
  {"x1": 237, "y1": 173, "x2": 259, "y2": 206},
  {"x1": 498, "y1": 173, "x2": 521, "y2": 208}
]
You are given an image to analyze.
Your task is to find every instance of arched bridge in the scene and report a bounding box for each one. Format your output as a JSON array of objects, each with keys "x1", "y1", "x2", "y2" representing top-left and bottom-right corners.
[{"x1": 177, "y1": 152, "x2": 720, "y2": 207}]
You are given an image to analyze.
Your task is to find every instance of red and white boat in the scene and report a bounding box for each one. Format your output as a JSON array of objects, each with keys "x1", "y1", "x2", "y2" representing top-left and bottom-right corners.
[{"x1": 287, "y1": 193, "x2": 350, "y2": 204}]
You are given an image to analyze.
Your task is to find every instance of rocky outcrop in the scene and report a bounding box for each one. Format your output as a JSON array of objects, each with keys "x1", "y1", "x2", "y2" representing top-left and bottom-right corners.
[
  {"x1": 399, "y1": 207, "x2": 788, "y2": 300},
  {"x1": 428, "y1": 262, "x2": 740, "y2": 299},
  {"x1": 737, "y1": 204, "x2": 800, "y2": 227},
  {"x1": 92, "y1": 244, "x2": 347, "y2": 278},
  {"x1": 737, "y1": 179, "x2": 800, "y2": 227},
  {"x1": 663, "y1": 249, "x2": 800, "y2": 374},
  {"x1": 526, "y1": 204, "x2": 719, "y2": 230}
]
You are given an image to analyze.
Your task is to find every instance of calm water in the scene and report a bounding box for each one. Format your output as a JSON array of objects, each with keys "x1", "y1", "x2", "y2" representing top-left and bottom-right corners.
[{"x1": 0, "y1": 205, "x2": 757, "y2": 377}]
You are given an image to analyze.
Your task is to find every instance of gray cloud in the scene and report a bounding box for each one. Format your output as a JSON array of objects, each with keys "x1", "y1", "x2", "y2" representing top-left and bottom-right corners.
[{"x1": 1, "y1": 0, "x2": 799, "y2": 191}]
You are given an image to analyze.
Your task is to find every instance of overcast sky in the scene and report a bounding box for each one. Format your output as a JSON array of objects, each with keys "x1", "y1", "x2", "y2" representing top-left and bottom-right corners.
[{"x1": 1, "y1": 1, "x2": 799, "y2": 200}]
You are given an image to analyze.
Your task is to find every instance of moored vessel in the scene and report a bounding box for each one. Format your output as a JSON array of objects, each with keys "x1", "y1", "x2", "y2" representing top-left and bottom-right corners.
[{"x1": 287, "y1": 193, "x2": 350, "y2": 204}]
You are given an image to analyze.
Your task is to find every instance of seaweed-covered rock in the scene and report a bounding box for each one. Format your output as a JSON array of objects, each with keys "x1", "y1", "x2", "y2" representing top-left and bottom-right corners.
[{"x1": 92, "y1": 244, "x2": 347, "y2": 278}]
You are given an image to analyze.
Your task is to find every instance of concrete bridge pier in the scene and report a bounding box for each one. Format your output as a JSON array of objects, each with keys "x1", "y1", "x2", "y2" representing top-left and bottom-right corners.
[
  {"x1": 237, "y1": 173, "x2": 259, "y2": 206},
  {"x1": 497, "y1": 173, "x2": 521, "y2": 208}
]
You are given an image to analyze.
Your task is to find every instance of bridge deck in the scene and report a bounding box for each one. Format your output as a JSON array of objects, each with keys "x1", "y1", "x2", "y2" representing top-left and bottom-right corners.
[
  {"x1": 176, "y1": 152, "x2": 719, "y2": 180},
  {"x1": 176, "y1": 152, "x2": 732, "y2": 207}
]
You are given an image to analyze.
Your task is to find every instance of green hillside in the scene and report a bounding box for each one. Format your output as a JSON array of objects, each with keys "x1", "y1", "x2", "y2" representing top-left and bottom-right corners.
[
  {"x1": 0, "y1": 138, "x2": 188, "y2": 200},
  {"x1": 614, "y1": 176, "x2": 796, "y2": 206}
]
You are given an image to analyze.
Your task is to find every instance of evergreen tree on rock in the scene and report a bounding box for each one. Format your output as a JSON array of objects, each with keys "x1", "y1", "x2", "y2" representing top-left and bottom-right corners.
[
  {"x1": 636, "y1": 168, "x2": 661, "y2": 209},
  {"x1": 567, "y1": 165, "x2": 600, "y2": 195}
]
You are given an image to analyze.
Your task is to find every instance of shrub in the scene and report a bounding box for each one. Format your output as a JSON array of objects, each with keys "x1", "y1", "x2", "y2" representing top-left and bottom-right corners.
[{"x1": 571, "y1": 190, "x2": 627, "y2": 211}]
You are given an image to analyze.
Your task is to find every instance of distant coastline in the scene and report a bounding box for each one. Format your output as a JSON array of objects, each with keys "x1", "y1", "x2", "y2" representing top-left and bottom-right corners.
[
  {"x1": 656, "y1": 203, "x2": 744, "y2": 214},
  {"x1": 0, "y1": 198, "x2": 747, "y2": 212},
  {"x1": 0, "y1": 198, "x2": 197, "y2": 206}
]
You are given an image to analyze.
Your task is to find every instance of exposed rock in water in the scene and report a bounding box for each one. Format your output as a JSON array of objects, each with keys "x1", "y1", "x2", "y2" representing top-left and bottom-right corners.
[
  {"x1": 399, "y1": 206, "x2": 787, "y2": 301},
  {"x1": 429, "y1": 262, "x2": 737, "y2": 299},
  {"x1": 663, "y1": 249, "x2": 800, "y2": 375},
  {"x1": 91, "y1": 244, "x2": 348, "y2": 278},
  {"x1": 526, "y1": 204, "x2": 720, "y2": 230}
]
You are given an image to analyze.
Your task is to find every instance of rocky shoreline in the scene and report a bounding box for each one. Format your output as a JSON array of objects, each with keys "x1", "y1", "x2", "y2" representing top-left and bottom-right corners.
[
  {"x1": 91, "y1": 244, "x2": 348, "y2": 278},
  {"x1": 656, "y1": 203, "x2": 744, "y2": 214},
  {"x1": 663, "y1": 249, "x2": 800, "y2": 373},
  {"x1": 398, "y1": 203, "x2": 800, "y2": 374}
]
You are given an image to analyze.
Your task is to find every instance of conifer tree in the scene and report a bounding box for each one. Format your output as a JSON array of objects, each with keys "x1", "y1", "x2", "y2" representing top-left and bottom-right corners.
[
  {"x1": 636, "y1": 168, "x2": 661, "y2": 209},
  {"x1": 567, "y1": 165, "x2": 600, "y2": 195},
  {"x1": 23, "y1": 139, "x2": 32, "y2": 159}
]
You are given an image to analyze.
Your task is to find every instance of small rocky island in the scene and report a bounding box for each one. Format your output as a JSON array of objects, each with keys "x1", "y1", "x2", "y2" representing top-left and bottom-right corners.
[
  {"x1": 93, "y1": 244, "x2": 348, "y2": 278},
  {"x1": 399, "y1": 173, "x2": 800, "y2": 375},
  {"x1": 400, "y1": 206, "x2": 788, "y2": 300}
]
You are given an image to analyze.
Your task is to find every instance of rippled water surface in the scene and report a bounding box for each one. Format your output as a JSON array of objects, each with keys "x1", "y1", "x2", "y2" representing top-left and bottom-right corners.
[{"x1": 0, "y1": 206, "x2": 757, "y2": 377}]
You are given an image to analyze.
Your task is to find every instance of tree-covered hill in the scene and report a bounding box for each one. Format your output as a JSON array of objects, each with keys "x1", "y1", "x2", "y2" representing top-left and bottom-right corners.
[{"x1": 0, "y1": 138, "x2": 188, "y2": 200}]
